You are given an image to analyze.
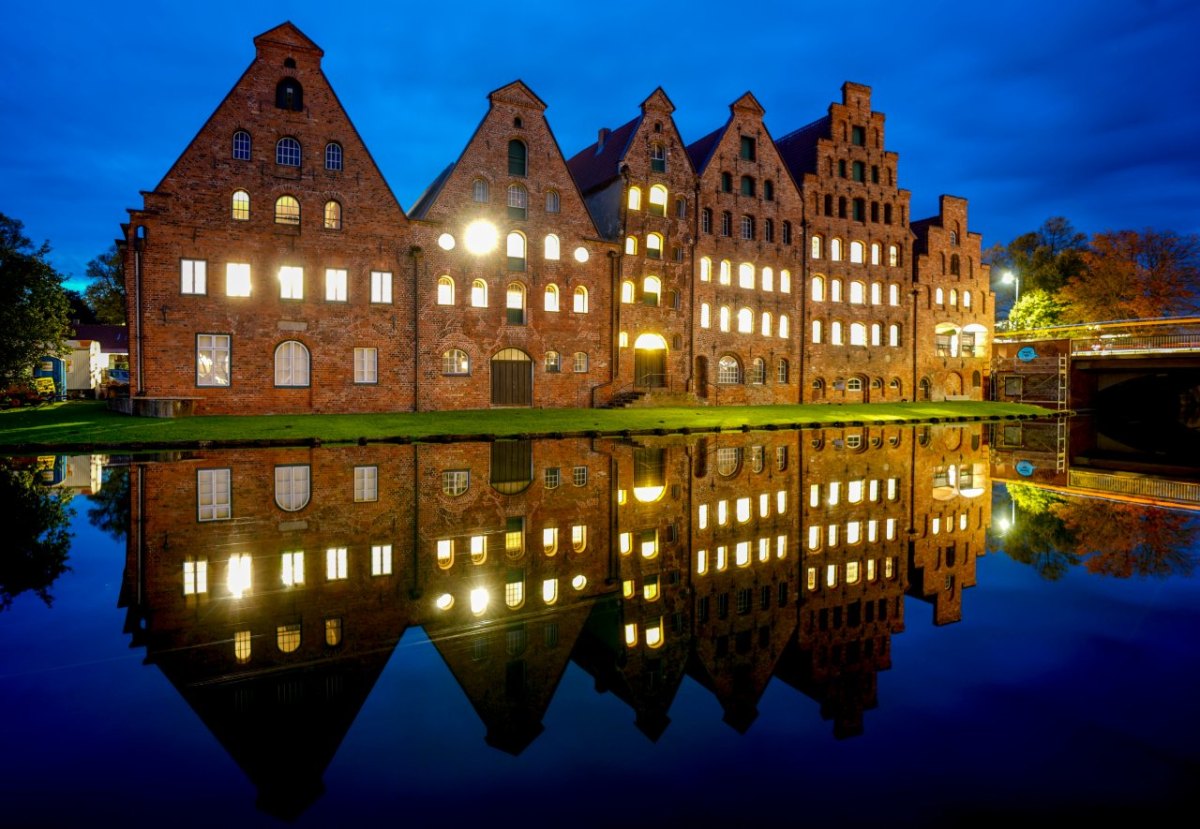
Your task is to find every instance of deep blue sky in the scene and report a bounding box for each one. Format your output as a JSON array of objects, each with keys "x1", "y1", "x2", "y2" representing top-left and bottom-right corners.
[{"x1": 4, "y1": 0, "x2": 1199, "y2": 293}]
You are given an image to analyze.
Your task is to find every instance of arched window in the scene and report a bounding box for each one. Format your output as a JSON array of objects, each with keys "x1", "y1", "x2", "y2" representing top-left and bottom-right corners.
[
  {"x1": 648, "y1": 185, "x2": 668, "y2": 216},
  {"x1": 831, "y1": 278, "x2": 843, "y2": 303},
  {"x1": 889, "y1": 283, "x2": 900, "y2": 305},
  {"x1": 325, "y1": 142, "x2": 343, "y2": 171},
  {"x1": 274, "y1": 195, "x2": 300, "y2": 225},
  {"x1": 950, "y1": 254, "x2": 960, "y2": 275},
  {"x1": 275, "y1": 137, "x2": 301, "y2": 166},
  {"x1": 675, "y1": 197, "x2": 687, "y2": 218},
  {"x1": 719, "y1": 306, "x2": 731, "y2": 332},
  {"x1": 737, "y1": 308, "x2": 753, "y2": 333},
  {"x1": 544, "y1": 284, "x2": 560, "y2": 312},
  {"x1": 738, "y1": 262, "x2": 755, "y2": 289},
  {"x1": 275, "y1": 465, "x2": 311, "y2": 512},
  {"x1": 935, "y1": 287, "x2": 945, "y2": 305},
  {"x1": 812, "y1": 319, "x2": 823, "y2": 343},
  {"x1": 889, "y1": 324, "x2": 900, "y2": 347},
  {"x1": 721, "y1": 211, "x2": 732, "y2": 236},
  {"x1": 275, "y1": 78, "x2": 303, "y2": 111},
  {"x1": 761, "y1": 312, "x2": 772, "y2": 337},
  {"x1": 232, "y1": 131, "x2": 251, "y2": 160},
  {"x1": 274, "y1": 341, "x2": 310, "y2": 386},
  {"x1": 507, "y1": 184, "x2": 527, "y2": 219},
  {"x1": 700, "y1": 303, "x2": 710, "y2": 328},
  {"x1": 701, "y1": 207, "x2": 712, "y2": 233},
  {"x1": 651, "y1": 142, "x2": 666, "y2": 171},
  {"x1": 506, "y1": 282, "x2": 526, "y2": 325},
  {"x1": 963, "y1": 290, "x2": 972, "y2": 308},
  {"x1": 573, "y1": 352, "x2": 589, "y2": 373},
  {"x1": 717, "y1": 447, "x2": 742, "y2": 476},
  {"x1": 749, "y1": 357, "x2": 766, "y2": 384},
  {"x1": 472, "y1": 179, "x2": 489, "y2": 202},
  {"x1": 740, "y1": 215, "x2": 755, "y2": 240},
  {"x1": 849, "y1": 281, "x2": 865, "y2": 304},
  {"x1": 781, "y1": 270, "x2": 792, "y2": 293},
  {"x1": 545, "y1": 351, "x2": 561, "y2": 373},
  {"x1": 471, "y1": 279, "x2": 488, "y2": 307},
  {"x1": 950, "y1": 288, "x2": 959, "y2": 306},
  {"x1": 847, "y1": 377, "x2": 863, "y2": 392},
  {"x1": 719, "y1": 260, "x2": 732, "y2": 285},
  {"x1": 646, "y1": 233, "x2": 663, "y2": 260},
  {"x1": 231, "y1": 190, "x2": 250, "y2": 221},
  {"x1": 871, "y1": 242, "x2": 881, "y2": 265},
  {"x1": 506, "y1": 232, "x2": 526, "y2": 271},
  {"x1": 871, "y1": 323, "x2": 882, "y2": 346},
  {"x1": 831, "y1": 321, "x2": 844, "y2": 345},
  {"x1": 544, "y1": 234, "x2": 560, "y2": 260},
  {"x1": 508, "y1": 139, "x2": 527, "y2": 176},
  {"x1": 437, "y1": 276, "x2": 455, "y2": 305},
  {"x1": 777, "y1": 358, "x2": 790, "y2": 383},
  {"x1": 850, "y1": 322, "x2": 867, "y2": 346},
  {"x1": 761, "y1": 267, "x2": 774, "y2": 292},
  {"x1": 811, "y1": 235, "x2": 823, "y2": 259},
  {"x1": 545, "y1": 189, "x2": 560, "y2": 213},
  {"x1": 625, "y1": 236, "x2": 638, "y2": 255},
  {"x1": 779, "y1": 315, "x2": 789, "y2": 338},
  {"x1": 700, "y1": 257, "x2": 711, "y2": 282},
  {"x1": 764, "y1": 180, "x2": 774, "y2": 200},
  {"x1": 717, "y1": 355, "x2": 742, "y2": 384},
  {"x1": 627, "y1": 187, "x2": 642, "y2": 210},
  {"x1": 621, "y1": 280, "x2": 635, "y2": 303},
  {"x1": 642, "y1": 276, "x2": 661, "y2": 306},
  {"x1": 443, "y1": 348, "x2": 470, "y2": 375},
  {"x1": 323, "y1": 200, "x2": 342, "y2": 230},
  {"x1": 830, "y1": 238, "x2": 843, "y2": 261},
  {"x1": 871, "y1": 282, "x2": 882, "y2": 304},
  {"x1": 740, "y1": 175, "x2": 755, "y2": 196},
  {"x1": 573, "y1": 286, "x2": 589, "y2": 313},
  {"x1": 888, "y1": 244, "x2": 899, "y2": 267},
  {"x1": 850, "y1": 241, "x2": 865, "y2": 263}
]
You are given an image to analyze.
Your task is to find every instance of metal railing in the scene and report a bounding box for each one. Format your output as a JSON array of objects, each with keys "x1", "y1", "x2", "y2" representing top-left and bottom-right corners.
[
  {"x1": 1071, "y1": 333, "x2": 1200, "y2": 356},
  {"x1": 1069, "y1": 469, "x2": 1200, "y2": 505}
]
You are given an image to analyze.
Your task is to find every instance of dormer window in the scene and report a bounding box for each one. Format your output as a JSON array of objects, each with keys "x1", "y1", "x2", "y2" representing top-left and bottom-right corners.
[{"x1": 275, "y1": 78, "x2": 303, "y2": 111}]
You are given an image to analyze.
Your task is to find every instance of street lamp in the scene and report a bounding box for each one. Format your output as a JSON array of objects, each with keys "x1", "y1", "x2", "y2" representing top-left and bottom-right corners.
[{"x1": 1001, "y1": 270, "x2": 1020, "y2": 303}]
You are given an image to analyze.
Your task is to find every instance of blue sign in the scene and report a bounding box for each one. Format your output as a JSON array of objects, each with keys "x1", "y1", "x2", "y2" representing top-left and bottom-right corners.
[
  {"x1": 1017, "y1": 347, "x2": 1038, "y2": 362},
  {"x1": 1015, "y1": 460, "x2": 1035, "y2": 476}
]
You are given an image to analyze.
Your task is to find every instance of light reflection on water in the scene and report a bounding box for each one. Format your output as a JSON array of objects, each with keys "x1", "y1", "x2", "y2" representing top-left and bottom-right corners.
[{"x1": 1, "y1": 419, "x2": 1197, "y2": 827}]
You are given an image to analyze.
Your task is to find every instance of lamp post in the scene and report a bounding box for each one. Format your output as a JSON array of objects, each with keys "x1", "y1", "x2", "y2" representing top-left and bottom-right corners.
[{"x1": 1002, "y1": 270, "x2": 1020, "y2": 303}]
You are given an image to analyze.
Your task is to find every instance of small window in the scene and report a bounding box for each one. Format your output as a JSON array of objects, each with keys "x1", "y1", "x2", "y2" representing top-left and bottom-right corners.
[
  {"x1": 442, "y1": 470, "x2": 469, "y2": 496},
  {"x1": 371, "y1": 271, "x2": 393, "y2": 304},
  {"x1": 545, "y1": 350, "x2": 561, "y2": 373},
  {"x1": 506, "y1": 232, "x2": 526, "y2": 272},
  {"x1": 443, "y1": 348, "x2": 470, "y2": 375},
  {"x1": 472, "y1": 179, "x2": 489, "y2": 202},
  {"x1": 764, "y1": 180, "x2": 774, "y2": 201},
  {"x1": 505, "y1": 282, "x2": 526, "y2": 324},
  {"x1": 718, "y1": 355, "x2": 741, "y2": 384},
  {"x1": 642, "y1": 275, "x2": 661, "y2": 306},
  {"x1": 628, "y1": 186, "x2": 642, "y2": 210},
  {"x1": 573, "y1": 352, "x2": 588, "y2": 373},
  {"x1": 545, "y1": 189, "x2": 560, "y2": 213},
  {"x1": 749, "y1": 357, "x2": 766, "y2": 385},
  {"x1": 701, "y1": 208, "x2": 712, "y2": 233},
  {"x1": 777, "y1": 358, "x2": 789, "y2": 384},
  {"x1": 851, "y1": 125, "x2": 865, "y2": 146},
  {"x1": 544, "y1": 283, "x2": 560, "y2": 312},
  {"x1": 274, "y1": 195, "x2": 300, "y2": 225},
  {"x1": 740, "y1": 175, "x2": 755, "y2": 197},
  {"x1": 544, "y1": 234, "x2": 560, "y2": 260},
  {"x1": 278, "y1": 265, "x2": 303, "y2": 299},
  {"x1": 573, "y1": 286, "x2": 589, "y2": 313},
  {"x1": 437, "y1": 276, "x2": 455, "y2": 305},
  {"x1": 471, "y1": 279, "x2": 488, "y2": 308},
  {"x1": 721, "y1": 171, "x2": 732, "y2": 192},
  {"x1": 181, "y1": 259, "x2": 207, "y2": 295},
  {"x1": 507, "y1": 184, "x2": 528, "y2": 219},
  {"x1": 231, "y1": 190, "x2": 250, "y2": 221},
  {"x1": 275, "y1": 79, "x2": 303, "y2": 111},
  {"x1": 508, "y1": 139, "x2": 528, "y2": 176},
  {"x1": 646, "y1": 233, "x2": 663, "y2": 260},
  {"x1": 740, "y1": 215, "x2": 754, "y2": 240},
  {"x1": 325, "y1": 268, "x2": 348, "y2": 302},
  {"x1": 721, "y1": 212, "x2": 732, "y2": 236},
  {"x1": 545, "y1": 467, "x2": 561, "y2": 489},
  {"x1": 275, "y1": 137, "x2": 301, "y2": 166},
  {"x1": 651, "y1": 143, "x2": 666, "y2": 172},
  {"x1": 325, "y1": 142, "x2": 343, "y2": 171},
  {"x1": 274, "y1": 340, "x2": 310, "y2": 387},
  {"x1": 354, "y1": 347, "x2": 377, "y2": 383},
  {"x1": 739, "y1": 135, "x2": 756, "y2": 160},
  {"x1": 649, "y1": 185, "x2": 668, "y2": 217},
  {"x1": 196, "y1": 334, "x2": 231, "y2": 387},
  {"x1": 782, "y1": 221, "x2": 792, "y2": 245},
  {"x1": 323, "y1": 200, "x2": 342, "y2": 230},
  {"x1": 573, "y1": 466, "x2": 589, "y2": 487},
  {"x1": 232, "y1": 131, "x2": 251, "y2": 160}
]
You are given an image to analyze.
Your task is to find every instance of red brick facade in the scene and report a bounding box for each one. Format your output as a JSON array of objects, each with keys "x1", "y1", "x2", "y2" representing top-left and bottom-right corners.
[{"x1": 121, "y1": 23, "x2": 993, "y2": 415}]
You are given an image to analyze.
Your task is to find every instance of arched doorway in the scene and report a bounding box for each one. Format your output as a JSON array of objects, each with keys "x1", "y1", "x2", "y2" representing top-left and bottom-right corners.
[
  {"x1": 634, "y1": 333, "x2": 668, "y2": 388},
  {"x1": 945, "y1": 372, "x2": 963, "y2": 397},
  {"x1": 695, "y1": 356, "x2": 708, "y2": 398},
  {"x1": 491, "y1": 348, "x2": 532, "y2": 406}
]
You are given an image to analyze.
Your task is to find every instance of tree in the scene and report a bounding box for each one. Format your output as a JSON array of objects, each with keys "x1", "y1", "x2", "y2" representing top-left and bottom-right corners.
[
  {"x1": 83, "y1": 243, "x2": 126, "y2": 325},
  {"x1": 985, "y1": 216, "x2": 1088, "y2": 295},
  {"x1": 1053, "y1": 498, "x2": 1197, "y2": 578},
  {"x1": 0, "y1": 213, "x2": 73, "y2": 388},
  {"x1": 1058, "y1": 229, "x2": 1200, "y2": 322},
  {"x1": 0, "y1": 463, "x2": 72, "y2": 611},
  {"x1": 1007, "y1": 288, "x2": 1066, "y2": 331}
]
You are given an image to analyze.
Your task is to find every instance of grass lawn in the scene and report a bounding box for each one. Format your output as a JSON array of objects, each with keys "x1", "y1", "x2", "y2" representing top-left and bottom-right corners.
[{"x1": 0, "y1": 399, "x2": 1058, "y2": 452}]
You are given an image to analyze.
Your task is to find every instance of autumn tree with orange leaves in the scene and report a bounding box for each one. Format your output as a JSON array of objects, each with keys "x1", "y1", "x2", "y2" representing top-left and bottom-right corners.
[{"x1": 1058, "y1": 229, "x2": 1199, "y2": 322}]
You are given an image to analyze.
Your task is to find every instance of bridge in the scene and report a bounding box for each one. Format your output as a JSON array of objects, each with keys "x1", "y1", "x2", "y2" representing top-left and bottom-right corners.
[{"x1": 992, "y1": 316, "x2": 1200, "y2": 411}]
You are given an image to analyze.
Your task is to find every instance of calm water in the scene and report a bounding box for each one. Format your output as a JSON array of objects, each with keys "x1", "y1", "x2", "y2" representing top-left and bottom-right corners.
[{"x1": 1, "y1": 420, "x2": 1197, "y2": 827}]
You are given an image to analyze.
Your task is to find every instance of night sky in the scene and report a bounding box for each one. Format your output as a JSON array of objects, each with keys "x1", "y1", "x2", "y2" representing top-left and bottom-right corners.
[{"x1": 4, "y1": 0, "x2": 1198, "y2": 293}]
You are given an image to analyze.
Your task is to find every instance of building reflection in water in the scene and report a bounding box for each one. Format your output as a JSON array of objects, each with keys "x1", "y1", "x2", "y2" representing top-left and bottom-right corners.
[{"x1": 118, "y1": 425, "x2": 993, "y2": 817}]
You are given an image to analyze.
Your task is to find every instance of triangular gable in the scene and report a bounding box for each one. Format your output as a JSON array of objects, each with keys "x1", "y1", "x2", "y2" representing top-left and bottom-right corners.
[
  {"x1": 641, "y1": 86, "x2": 676, "y2": 115},
  {"x1": 730, "y1": 91, "x2": 765, "y2": 117},
  {"x1": 488, "y1": 79, "x2": 548, "y2": 112},
  {"x1": 252, "y1": 21, "x2": 324, "y2": 56}
]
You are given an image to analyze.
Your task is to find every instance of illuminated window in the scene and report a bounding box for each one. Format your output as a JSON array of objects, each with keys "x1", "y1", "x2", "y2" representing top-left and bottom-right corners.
[
  {"x1": 545, "y1": 350, "x2": 561, "y2": 373},
  {"x1": 224, "y1": 262, "x2": 252, "y2": 298},
  {"x1": 826, "y1": 564, "x2": 838, "y2": 588},
  {"x1": 761, "y1": 312, "x2": 772, "y2": 337},
  {"x1": 697, "y1": 549, "x2": 708, "y2": 574},
  {"x1": 642, "y1": 275, "x2": 661, "y2": 306},
  {"x1": 643, "y1": 576, "x2": 660, "y2": 601},
  {"x1": 370, "y1": 270, "x2": 392, "y2": 304},
  {"x1": 830, "y1": 238, "x2": 842, "y2": 261},
  {"x1": 543, "y1": 234, "x2": 560, "y2": 261},
  {"x1": 372, "y1": 544, "x2": 392, "y2": 576},
  {"x1": 543, "y1": 527, "x2": 558, "y2": 555},
  {"x1": 274, "y1": 195, "x2": 300, "y2": 225},
  {"x1": 505, "y1": 282, "x2": 526, "y2": 324},
  {"x1": 811, "y1": 235, "x2": 823, "y2": 258},
  {"x1": 831, "y1": 321, "x2": 844, "y2": 345},
  {"x1": 231, "y1": 190, "x2": 250, "y2": 221},
  {"x1": 470, "y1": 588, "x2": 489, "y2": 615},
  {"x1": 698, "y1": 504, "x2": 709, "y2": 529},
  {"x1": 779, "y1": 315, "x2": 789, "y2": 338},
  {"x1": 323, "y1": 200, "x2": 342, "y2": 230},
  {"x1": 274, "y1": 340, "x2": 310, "y2": 387},
  {"x1": 827, "y1": 524, "x2": 839, "y2": 546},
  {"x1": 573, "y1": 286, "x2": 588, "y2": 313},
  {"x1": 847, "y1": 521, "x2": 862, "y2": 545},
  {"x1": 322, "y1": 268, "x2": 347, "y2": 301},
  {"x1": 811, "y1": 275, "x2": 825, "y2": 302},
  {"x1": 621, "y1": 280, "x2": 635, "y2": 304},
  {"x1": 278, "y1": 265, "x2": 303, "y2": 299},
  {"x1": 507, "y1": 184, "x2": 527, "y2": 219},
  {"x1": 735, "y1": 541, "x2": 751, "y2": 567},
  {"x1": 808, "y1": 525, "x2": 820, "y2": 550},
  {"x1": 716, "y1": 546, "x2": 727, "y2": 571},
  {"x1": 545, "y1": 190, "x2": 560, "y2": 213},
  {"x1": 435, "y1": 275, "x2": 455, "y2": 306},
  {"x1": 183, "y1": 558, "x2": 208, "y2": 595},
  {"x1": 718, "y1": 355, "x2": 741, "y2": 384},
  {"x1": 197, "y1": 468, "x2": 231, "y2": 521},
  {"x1": 467, "y1": 279, "x2": 487, "y2": 308},
  {"x1": 472, "y1": 178, "x2": 489, "y2": 202},
  {"x1": 281, "y1": 551, "x2": 304, "y2": 587},
  {"x1": 353, "y1": 465, "x2": 378, "y2": 502},
  {"x1": 759, "y1": 537, "x2": 770, "y2": 562},
  {"x1": 325, "y1": 617, "x2": 343, "y2": 647},
  {"x1": 651, "y1": 143, "x2": 666, "y2": 172},
  {"x1": 276, "y1": 136, "x2": 300, "y2": 166},
  {"x1": 649, "y1": 185, "x2": 668, "y2": 216},
  {"x1": 542, "y1": 578, "x2": 558, "y2": 605},
  {"x1": 505, "y1": 572, "x2": 525, "y2": 608},
  {"x1": 232, "y1": 130, "x2": 251, "y2": 160},
  {"x1": 886, "y1": 518, "x2": 897, "y2": 540},
  {"x1": 748, "y1": 357, "x2": 766, "y2": 384},
  {"x1": 867, "y1": 558, "x2": 877, "y2": 581},
  {"x1": 700, "y1": 303, "x2": 710, "y2": 328},
  {"x1": 442, "y1": 348, "x2": 470, "y2": 376},
  {"x1": 571, "y1": 525, "x2": 587, "y2": 552},
  {"x1": 719, "y1": 260, "x2": 731, "y2": 285},
  {"x1": 759, "y1": 492, "x2": 769, "y2": 517},
  {"x1": 544, "y1": 284, "x2": 560, "y2": 312},
  {"x1": 353, "y1": 347, "x2": 378, "y2": 384},
  {"x1": 646, "y1": 233, "x2": 663, "y2": 260},
  {"x1": 624, "y1": 623, "x2": 638, "y2": 647},
  {"x1": 326, "y1": 547, "x2": 348, "y2": 580},
  {"x1": 627, "y1": 186, "x2": 642, "y2": 210},
  {"x1": 573, "y1": 351, "x2": 588, "y2": 373},
  {"x1": 274, "y1": 465, "x2": 310, "y2": 512},
  {"x1": 227, "y1": 553, "x2": 252, "y2": 598},
  {"x1": 885, "y1": 557, "x2": 895, "y2": 579},
  {"x1": 506, "y1": 233, "x2": 527, "y2": 272},
  {"x1": 442, "y1": 469, "x2": 469, "y2": 496},
  {"x1": 234, "y1": 630, "x2": 251, "y2": 663},
  {"x1": 700, "y1": 257, "x2": 711, "y2": 282},
  {"x1": 505, "y1": 518, "x2": 525, "y2": 555}
]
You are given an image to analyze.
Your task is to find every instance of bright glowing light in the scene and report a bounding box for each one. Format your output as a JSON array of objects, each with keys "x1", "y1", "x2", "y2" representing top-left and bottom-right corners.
[
  {"x1": 464, "y1": 220, "x2": 499, "y2": 254},
  {"x1": 469, "y1": 587, "x2": 489, "y2": 614},
  {"x1": 435, "y1": 593, "x2": 454, "y2": 610},
  {"x1": 437, "y1": 232, "x2": 456, "y2": 251},
  {"x1": 633, "y1": 485, "x2": 665, "y2": 503},
  {"x1": 227, "y1": 553, "x2": 252, "y2": 598},
  {"x1": 571, "y1": 574, "x2": 587, "y2": 590},
  {"x1": 573, "y1": 246, "x2": 589, "y2": 263},
  {"x1": 997, "y1": 517, "x2": 1011, "y2": 534}
]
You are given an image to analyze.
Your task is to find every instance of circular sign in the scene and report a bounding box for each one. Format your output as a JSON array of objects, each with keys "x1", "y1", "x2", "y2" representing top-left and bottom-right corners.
[
  {"x1": 1015, "y1": 460, "x2": 1035, "y2": 476},
  {"x1": 1017, "y1": 346, "x2": 1038, "y2": 362}
]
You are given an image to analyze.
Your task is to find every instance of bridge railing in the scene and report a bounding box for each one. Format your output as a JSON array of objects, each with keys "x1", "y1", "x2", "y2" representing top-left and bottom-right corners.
[
  {"x1": 1071, "y1": 332, "x2": 1200, "y2": 356},
  {"x1": 1069, "y1": 469, "x2": 1200, "y2": 506}
]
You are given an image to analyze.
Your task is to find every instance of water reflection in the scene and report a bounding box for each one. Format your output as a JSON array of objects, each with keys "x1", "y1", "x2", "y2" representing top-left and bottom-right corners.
[{"x1": 4, "y1": 417, "x2": 1196, "y2": 821}]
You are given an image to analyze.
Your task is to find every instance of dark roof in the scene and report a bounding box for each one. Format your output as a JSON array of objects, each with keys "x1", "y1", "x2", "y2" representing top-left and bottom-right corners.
[
  {"x1": 685, "y1": 125, "x2": 725, "y2": 174},
  {"x1": 408, "y1": 163, "x2": 455, "y2": 219},
  {"x1": 71, "y1": 324, "x2": 128, "y2": 352},
  {"x1": 565, "y1": 115, "x2": 640, "y2": 194},
  {"x1": 774, "y1": 115, "x2": 829, "y2": 180}
]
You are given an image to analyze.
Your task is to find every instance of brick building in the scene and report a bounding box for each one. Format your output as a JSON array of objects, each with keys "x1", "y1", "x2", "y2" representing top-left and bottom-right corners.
[{"x1": 121, "y1": 22, "x2": 992, "y2": 415}]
